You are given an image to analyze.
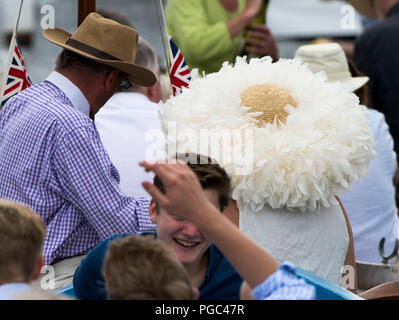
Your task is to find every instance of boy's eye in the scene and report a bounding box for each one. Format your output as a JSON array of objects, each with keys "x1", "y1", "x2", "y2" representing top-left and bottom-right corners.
[{"x1": 170, "y1": 214, "x2": 184, "y2": 221}]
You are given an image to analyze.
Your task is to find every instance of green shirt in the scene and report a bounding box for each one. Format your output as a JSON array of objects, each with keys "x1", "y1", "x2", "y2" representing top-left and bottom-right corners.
[{"x1": 165, "y1": 0, "x2": 246, "y2": 74}]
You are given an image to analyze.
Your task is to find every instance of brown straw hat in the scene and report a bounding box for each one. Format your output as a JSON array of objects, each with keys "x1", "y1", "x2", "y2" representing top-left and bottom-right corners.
[{"x1": 43, "y1": 12, "x2": 156, "y2": 87}]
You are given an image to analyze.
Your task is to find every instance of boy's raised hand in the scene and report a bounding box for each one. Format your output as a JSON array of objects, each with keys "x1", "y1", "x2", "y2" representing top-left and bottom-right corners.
[{"x1": 139, "y1": 160, "x2": 214, "y2": 223}]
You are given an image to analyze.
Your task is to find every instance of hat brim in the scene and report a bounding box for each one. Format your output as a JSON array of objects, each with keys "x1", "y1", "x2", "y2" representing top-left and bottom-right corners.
[
  {"x1": 348, "y1": 0, "x2": 378, "y2": 19},
  {"x1": 43, "y1": 28, "x2": 156, "y2": 87},
  {"x1": 347, "y1": 76, "x2": 369, "y2": 92}
]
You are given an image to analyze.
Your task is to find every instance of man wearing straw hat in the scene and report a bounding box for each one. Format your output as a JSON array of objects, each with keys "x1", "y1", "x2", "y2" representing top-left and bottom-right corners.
[
  {"x1": 349, "y1": 0, "x2": 399, "y2": 155},
  {"x1": 0, "y1": 13, "x2": 157, "y2": 290}
]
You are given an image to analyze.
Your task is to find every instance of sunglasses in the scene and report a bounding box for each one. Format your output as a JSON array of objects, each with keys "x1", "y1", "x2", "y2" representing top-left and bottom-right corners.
[{"x1": 119, "y1": 79, "x2": 133, "y2": 91}]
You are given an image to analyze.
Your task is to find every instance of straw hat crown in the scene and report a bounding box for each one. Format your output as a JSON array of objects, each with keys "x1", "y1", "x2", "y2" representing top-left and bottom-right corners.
[
  {"x1": 241, "y1": 84, "x2": 297, "y2": 125},
  {"x1": 43, "y1": 12, "x2": 156, "y2": 87},
  {"x1": 72, "y1": 13, "x2": 137, "y2": 63}
]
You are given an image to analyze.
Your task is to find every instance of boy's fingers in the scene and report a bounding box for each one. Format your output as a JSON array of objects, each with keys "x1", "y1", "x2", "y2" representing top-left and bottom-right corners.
[
  {"x1": 140, "y1": 161, "x2": 174, "y2": 181},
  {"x1": 141, "y1": 181, "x2": 169, "y2": 206},
  {"x1": 139, "y1": 160, "x2": 156, "y2": 172}
]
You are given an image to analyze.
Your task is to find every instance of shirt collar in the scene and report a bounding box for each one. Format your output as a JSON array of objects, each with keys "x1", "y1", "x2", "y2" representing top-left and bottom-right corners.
[
  {"x1": 46, "y1": 71, "x2": 91, "y2": 117},
  {"x1": 387, "y1": 3, "x2": 399, "y2": 18},
  {"x1": 0, "y1": 282, "x2": 31, "y2": 300},
  {"x1": 108, "y1": 91, "x2": 155, "y2": 109},
  {"x1": 114, "y1": 91, "x2": 151, "y2": 102}
]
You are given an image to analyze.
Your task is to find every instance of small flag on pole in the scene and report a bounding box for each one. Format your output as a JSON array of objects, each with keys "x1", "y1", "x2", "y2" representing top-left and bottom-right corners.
[
  {"x1": 154, "y1": 0, "x2": 191, "y2": 97},
  {"x1": 1, "y1": 0, "x2": 32, "y2": 108},
  {"x1": 0, "y1": 34, "x2": 32, "y2": 107},
  {"x1": 168, "y1": 36, "x2": 191, "y2": 96}
]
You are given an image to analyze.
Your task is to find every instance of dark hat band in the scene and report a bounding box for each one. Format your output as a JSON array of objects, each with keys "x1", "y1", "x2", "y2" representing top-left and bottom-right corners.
[{"x1": 66, "y1": 38, "x2": 121, "y2": 61}]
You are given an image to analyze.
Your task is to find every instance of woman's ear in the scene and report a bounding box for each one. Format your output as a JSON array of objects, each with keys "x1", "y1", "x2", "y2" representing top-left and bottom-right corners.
[{"x1": 149, "y1": 199, "x2": 158, "y2": 224}]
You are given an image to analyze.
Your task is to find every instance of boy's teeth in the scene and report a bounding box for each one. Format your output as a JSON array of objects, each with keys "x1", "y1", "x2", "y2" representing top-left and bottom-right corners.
[{"x1": 175, "y1": 239, "x2": 197, "y2": 247}]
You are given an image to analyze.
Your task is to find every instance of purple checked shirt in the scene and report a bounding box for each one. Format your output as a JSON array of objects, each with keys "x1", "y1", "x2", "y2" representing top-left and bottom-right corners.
[{"x1": 0, "y1": 72, "x2": 155, "y2": 265}]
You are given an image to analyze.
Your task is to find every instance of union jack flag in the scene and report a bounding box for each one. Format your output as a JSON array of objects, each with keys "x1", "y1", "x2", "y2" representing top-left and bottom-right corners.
[
  {"x1": 168, "y1": 37, "x2": 191, "y2": 96},
  {"x1": 1, "y1": 33, "x2": 32, "y2": 108}
]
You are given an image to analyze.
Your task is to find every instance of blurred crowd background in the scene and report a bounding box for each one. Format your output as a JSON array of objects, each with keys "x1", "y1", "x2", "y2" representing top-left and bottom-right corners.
[{"x1": 0, "y1": 0, "x2": 367, "y2": 83}]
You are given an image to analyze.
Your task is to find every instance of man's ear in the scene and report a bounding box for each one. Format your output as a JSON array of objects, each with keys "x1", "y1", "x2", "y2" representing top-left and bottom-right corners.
[
  {"x1": 146, "y1": 85, "x2": 155, "y2": 102},
  {"x1": 103, "y1": 69, "x2": 120, "y2": 92},
  {"x1": 149, "y1": 199, "x2": 158, "y2": 224},
  {"x1": 146, "y1": 83, "x2": 161, "y2": 103},
  {"x1": 32, "y1": 255, "x2": 44, "y2": 282}
]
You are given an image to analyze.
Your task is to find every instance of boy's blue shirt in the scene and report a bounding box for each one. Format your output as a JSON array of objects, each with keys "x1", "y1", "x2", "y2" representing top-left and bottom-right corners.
[{"x1": 73, "y1": 233, "x2": 243, "y2": 300}]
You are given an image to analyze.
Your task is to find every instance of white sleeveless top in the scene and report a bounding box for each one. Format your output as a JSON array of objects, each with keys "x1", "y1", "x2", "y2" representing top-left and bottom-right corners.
[{"x1": 239, "y1": 202, "x2": 349, "y2": 285}]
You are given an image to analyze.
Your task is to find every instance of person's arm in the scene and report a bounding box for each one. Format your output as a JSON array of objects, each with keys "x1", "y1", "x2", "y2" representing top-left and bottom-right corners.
[
  {"x1": 336, "y1": 196, "x2": 357, "y2": 294},
  {"x1": 140, "y1": 160, "x2": 315, "y2": 299},
  {"x1": 51, "y1": 125, "x2": 155, "y2": 239},
  {"x1": 165, "y1": 0, "x2": 262, "y2": 66},
  {"x1": 226, "y1": 0, "x2": 264, "y2": 38}
]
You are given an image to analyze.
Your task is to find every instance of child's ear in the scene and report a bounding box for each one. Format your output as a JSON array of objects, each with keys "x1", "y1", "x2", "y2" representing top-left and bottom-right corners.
[
  {"x1": 149, "y1": 199, "x2": 158, "y2": 224},
  {"x1": 32, "y1": 255, "x2": 44, "y2": 282}
]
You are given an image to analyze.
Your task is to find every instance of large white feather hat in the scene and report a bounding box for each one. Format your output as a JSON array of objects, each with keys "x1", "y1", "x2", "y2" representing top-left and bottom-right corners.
[{"x1": 159, "y1": 57, "x2": 375, "y2": 212}]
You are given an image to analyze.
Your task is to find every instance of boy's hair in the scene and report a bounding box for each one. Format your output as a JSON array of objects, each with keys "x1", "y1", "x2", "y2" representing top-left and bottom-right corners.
[
  {"x1": 103, "y1": 235, "x2": 194, "y2": 300},
  {"x1": 0, "y1": 199, "x2": 45, "y2": 283},
  {"x1": 348, "y1": 58, "x2": 369, "y2": 107},
  {"x1": 153, "y1": 153, "x2": 231, "y2": 211}
]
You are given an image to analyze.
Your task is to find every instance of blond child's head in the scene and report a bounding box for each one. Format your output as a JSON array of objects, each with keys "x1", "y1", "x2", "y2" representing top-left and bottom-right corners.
[
  {"x1": 103, "y1": 235, "x2": 195, "y2": 300},
  {"x1": 0, "y1": 199, "x2": 45, "y2": 284}
]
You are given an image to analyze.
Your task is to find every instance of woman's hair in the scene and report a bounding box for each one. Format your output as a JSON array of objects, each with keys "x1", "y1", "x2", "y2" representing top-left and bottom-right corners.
[{"x1": 347, "y1": 58, "x2": 370, "y2": 108}]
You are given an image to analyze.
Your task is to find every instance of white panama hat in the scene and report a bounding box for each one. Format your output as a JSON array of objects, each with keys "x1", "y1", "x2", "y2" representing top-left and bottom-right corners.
[{"x1": 295, "y1": 42, "x2": 369, "y2": 92}]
